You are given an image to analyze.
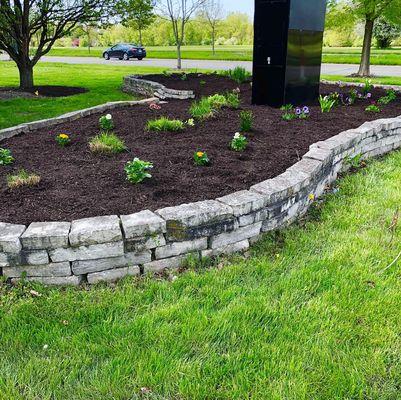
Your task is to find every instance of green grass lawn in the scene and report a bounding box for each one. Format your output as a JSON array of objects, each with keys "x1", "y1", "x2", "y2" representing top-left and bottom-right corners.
[
  {"x1": 39, "y1": 45, "x2": 401, "y2": 65},
  {"x1": 0, "y1": 62, "x2": 165, "y2": 129},
  {"x1": 1, "y1": 151, "x2": 401, "y2": 399}
]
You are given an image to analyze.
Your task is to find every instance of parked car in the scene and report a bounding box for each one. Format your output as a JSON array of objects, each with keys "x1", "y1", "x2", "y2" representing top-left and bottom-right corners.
[{"x1": 103, "y1": 43, "x2": 147, "y2": 61}]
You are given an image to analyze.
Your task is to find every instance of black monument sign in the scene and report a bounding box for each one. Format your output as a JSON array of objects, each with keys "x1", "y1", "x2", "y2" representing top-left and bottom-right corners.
[{"x1": 252, "y1": 0, "x2": 327, "y2": 107}]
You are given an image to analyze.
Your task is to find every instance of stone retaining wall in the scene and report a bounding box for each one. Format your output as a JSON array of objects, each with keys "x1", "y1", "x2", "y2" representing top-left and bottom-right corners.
[
  {"x1": 2, "y1": 82, "x2": 401, "y2": 286},
  {"x1": 122, "y1": 76, "x2": 195, "y2": 100},
  {"x1": 2, "y1": 115, "x2": 401, "y2": 285}
]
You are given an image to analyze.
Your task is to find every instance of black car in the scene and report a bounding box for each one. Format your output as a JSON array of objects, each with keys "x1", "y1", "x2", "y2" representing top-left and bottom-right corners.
[{"x1": 103, "y1": 43, "x2": 147, "y2": 61}]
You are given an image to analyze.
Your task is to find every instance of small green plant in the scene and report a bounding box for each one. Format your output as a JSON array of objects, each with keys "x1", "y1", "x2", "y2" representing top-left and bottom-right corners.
[
  {"x1": 223, "y1": 66, "x2": 251, "y2": 84},
  {"x1": 225, "y1": 92, "x2": 240, "y2": 109},
  {"x1": 208, "y1": 94, "x2": 227, "y2": 109},
  {"x1": 181, "y1": 73, "x2": 188, "y2": 81},
  {"x1": 240, "y1": 111, "x2": 253, "y2": 132},
  {"x1": 89, "y1": 132, "x2": 126, "y2": 154},
  {"x1": 230, "y1": 132, "x2": 248, "y2": 152},
  {"x1": 319, "y1": 95, "x2": 337, "y2": 113},
  {"x1": 146, "y1": 117, "x2": 185, "y2": 132},
  {"x1": 378, "y1": 89, "x2": 397, "y2": 105},
  {"x1": 344, "y1": 153, "x2": 365, "y2": 169},
  {"x1": 281, "y1": 105, "x2": 310, "y2": 121},
  {"x1": 280, "y1": 104, "x2": 293, "y2": 112},
  {"x1": 194, "y1": 151, "x2": 210, "y2": 166},
  {"x1": 365, "y1": 103, "x2": 381, "y2": 113},
  {"x1": 125, "y1": 158, "x2": 153, "y2": 184},
  {"x1": 362, "y1": 79, "x2": 373, "y2": 96},
  {"x1": 200, "y1": 80, "x2": 206, "y2": 86},
  {"x1": 190, "y1": 98, "x2": 214, "y2": 120},
  {"x1": 55, "y1": 133, "x2": 71, "y2": 147},
  {"x1": 7, "y1": 169, "x2": 40, "y2": 189},
  {"x1": 348, "y1": 89, "x2": 358, "y2": 105},
  {"x1": 99, "y1": 114, "x2": 114, "y2": 132},
  {"x1": 0, "y1": 148, "x2": 14, "y2": 165},
  {"x1": 162, "y1": 70, "x2": 172, "y2": 77}
]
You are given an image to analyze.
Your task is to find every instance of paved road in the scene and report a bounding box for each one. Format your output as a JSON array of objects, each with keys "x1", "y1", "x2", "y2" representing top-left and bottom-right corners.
[{"x1": 2, "y1": 54, "x2": 401, "y2": 76}]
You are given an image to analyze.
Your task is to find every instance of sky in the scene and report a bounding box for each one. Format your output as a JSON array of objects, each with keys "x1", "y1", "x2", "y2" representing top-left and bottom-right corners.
[{"x1": 221, "y1": 0, "x2": 254, "y2": 16}]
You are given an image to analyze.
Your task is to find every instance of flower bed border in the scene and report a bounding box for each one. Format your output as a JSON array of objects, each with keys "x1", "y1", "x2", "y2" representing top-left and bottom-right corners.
[{"x1": 1, "y1": 82, "x2": 401, "y2": 286}]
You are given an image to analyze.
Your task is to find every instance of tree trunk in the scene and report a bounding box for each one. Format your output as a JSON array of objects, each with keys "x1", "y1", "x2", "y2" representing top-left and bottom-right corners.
[
  {"x1": 357, "y1": 18, "x2": 375, "y2": 77},
  {"x1": 139, "y1": 29, "x2": 143, "y2": 46},
  {"x1": 18, "y1": 63, "x2": 34, "y2": 90},
  {"x1": 212, "y1": 27, "x2": 215, "y2": 55},
  {"x1": 177, "y1": 43, "x2": 182, "y2": 69}
]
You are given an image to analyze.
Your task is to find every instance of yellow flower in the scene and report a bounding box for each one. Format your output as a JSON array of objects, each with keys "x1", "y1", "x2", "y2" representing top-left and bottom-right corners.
[
  {"x1": 196, "y1": 152, "x2": 204, "y2": 158},
  {"x1": 308, "y1": 193, "x2": 315, "y2": 201},
  {"x1": 59, "y1": 134, "x2": 69, "y2": 139}
]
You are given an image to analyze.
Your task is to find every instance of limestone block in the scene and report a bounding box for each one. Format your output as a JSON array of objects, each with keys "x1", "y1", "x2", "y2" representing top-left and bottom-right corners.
[{"x1": 21, "y1": 222, "x2": 70, "y2": 250}]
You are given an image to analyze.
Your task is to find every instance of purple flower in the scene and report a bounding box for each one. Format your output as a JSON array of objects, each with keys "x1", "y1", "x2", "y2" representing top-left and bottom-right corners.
[
  {"x1": 366, "y1": 92, "x2": 372, "y2": 98},
  {"x1": 295, "y1": 107, "x2": 302, "y2": 115},
  {"x1": 302, "y1": 106, "x2": 310, "y2": 114}
]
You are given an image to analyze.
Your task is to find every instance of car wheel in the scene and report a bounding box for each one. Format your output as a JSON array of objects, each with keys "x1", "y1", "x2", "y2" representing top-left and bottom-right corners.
[
  {"x1": 137, "y1": 58, "x2": 143, "y2": 61},
  {"x1": 104, "y1": 53, "x2": 110, "y2": 60},
  {"x1": 123, "y1": 53, "x2": 129, "y2": 61}
]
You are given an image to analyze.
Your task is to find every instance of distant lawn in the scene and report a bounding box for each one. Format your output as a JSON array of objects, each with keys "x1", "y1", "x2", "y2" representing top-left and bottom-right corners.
[
  {"x1": 1, "y1": 150, "x2": 401, "y2": 399},
  {"x1": 39, "y1": 45, "x2": 401, "y2": 65},
  {"x1": 0, "y1": 62, "x2": 165, "y2": 129}
]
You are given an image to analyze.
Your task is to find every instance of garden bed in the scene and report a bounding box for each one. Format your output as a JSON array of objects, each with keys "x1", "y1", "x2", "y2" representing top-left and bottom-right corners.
[
  {"x1": 0, "y1": 85, "x2": 88, "y2": 100},
  {"x1": 1, "y1": 73, "x2": 401, "y2": 225}
]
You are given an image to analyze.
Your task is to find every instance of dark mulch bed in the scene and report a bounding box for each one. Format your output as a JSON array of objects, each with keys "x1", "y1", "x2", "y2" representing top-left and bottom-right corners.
[
  {"x1": 1, "y1": 74, "x2": 401, "y2": 225},
  {"x1": 0, "y1": 86, "x2": 88, "y2": 100}
]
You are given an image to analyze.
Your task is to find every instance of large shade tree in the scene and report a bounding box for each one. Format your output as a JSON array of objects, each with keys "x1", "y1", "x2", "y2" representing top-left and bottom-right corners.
[
  {"x1": 351, "y1": 0, "x2": 401, "y2": 76},
  {"x1": 0, "y1": 0, "x2": 115, "y2": 89}
]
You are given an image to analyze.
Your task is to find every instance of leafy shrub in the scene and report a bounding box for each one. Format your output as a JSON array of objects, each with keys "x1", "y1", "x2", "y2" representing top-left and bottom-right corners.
[
  {"x1": 7, "y1": 169, "x2": 40, "y2": 189},
  {"x1": 55, "y1": 133, "x2": 71, "y2": 147},
  {"x1": 319, "y1": 95, "x2": 337, "y2": 113},
  {"x1": 365, "y1": 103, "x2": 381, "y2": 113},
  {"x1": 190, "y1": 98, "x2": 215, "y2": 120},
  {"x1": 146, "y1": 117, "x2": 185, "y2": 132},
  {"x1": 362, "y1": 79, "x2": 373, "y2": 96},
  {"x1": 0, "y1": 148, "x2": 14, "y2": 165},
  {"x1": 125, "y1": 158, "x2": 153, "y2": 184},
  {"x1": 225, "y1": 92, "x2": 240, "y2": 109},
  {"x1": 89, "y1": 132, "x2": 127, "y2": 154},
  {"x1": 230, "y1": 132, "x2": 248, "y2": 152},
  {"x1": 378, "y1": 89, "x2": 397, "y2": 105},
  {"x1": 223, "y1": 67, "x2": 251, "y2": 84},
  {"x1": 240, "y1": 111, "x2": 253, "y2": 132},
  {"x1": 193, "y1": 151, "x2": 210, "y2": 166},
  {"x1": 99, "y1": 114, "x2": 114, "y2": 132}
]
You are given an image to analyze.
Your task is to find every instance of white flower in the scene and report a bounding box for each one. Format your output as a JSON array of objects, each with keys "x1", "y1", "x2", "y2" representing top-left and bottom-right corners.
[
  {"x1": 105, "y1": 114, "x2": 112, "y2": 120},
  {"x1": 43, "y1": 344, "x2": 49, "y2": 350},
  {"x1": 234, "y1": 132, "x2": 241, "y2": 139},
  {"x1": 187, "y1": 118, "x2": 195, "y2": 126},
  {"x1": 133, "y1": 157, "x2": 139, "y2": 162}
]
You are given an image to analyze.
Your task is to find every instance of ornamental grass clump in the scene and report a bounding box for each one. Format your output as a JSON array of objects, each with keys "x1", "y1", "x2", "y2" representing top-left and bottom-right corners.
[
  {"x1": 89, "y1": 132, "x2": 127, "y2": 154},
  {"x1": 190, "y1": 98, "x2": 214, "y2": 120},
  {"x1": 55, "y1": 133, "x2": 71, "y2": 147},
  {"x1": 225, "y1": 91, "x2": 240, "y2": 109},
  {"x1": 146, "y1": 117, "x2": 185, "y2": 132},
  {"x1": 208, "y1": 94, "x2": 227, "y2": 109},
  {"x1": 125, "y1": 158, "x2": 153, "y2": 184},
  {"x1": 240, "y1": 111, "x2": 253, "y2": 132},
  {"x1": 230, "y1": 132, "x2": 248, "y2": 152},
  {"x1": 223, "y1": 66, "x2": 251, "y2": 84},
  {"x1": 7, "y1": 169, "x2": 40, "y2": 189},
  {"x1": 99, "y1": 114, "x2": 114, "y2": 132},
  {"x1": 0, "y1": 148, "x2": 14, "y2": 165}
]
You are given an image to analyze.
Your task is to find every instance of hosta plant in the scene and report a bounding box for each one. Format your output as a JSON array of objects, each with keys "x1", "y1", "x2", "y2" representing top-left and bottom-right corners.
[
  {"x1": 99, "y1": 114, "x2": 114, "y2": 131},
  {"x1": 230, "y1": 132, "x2": 248, "y2": 152},
  {"x1": 193, "y1": 151, "x2": 210, "y2": 166},
  {"x1": 125, "y1": 158, "x2": 153, "y2": 184},
  {"x1": 55, "y1": 133, "x2": 71, "y2": 147},
  {"x1": 0, "y1": 148, "x2": 14, "y2": 165}
]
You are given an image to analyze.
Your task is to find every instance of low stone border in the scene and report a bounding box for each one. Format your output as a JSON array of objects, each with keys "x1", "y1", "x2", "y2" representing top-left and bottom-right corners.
[
  {"x1": 122, "y1": 75, "x2": 195, "y2": 100},
  {"x1": 1, "y1": 84, "x2": 401, "y2": 286},
  {"x1": 0, "y1": 98, "x2": 158, "y2": 142}
]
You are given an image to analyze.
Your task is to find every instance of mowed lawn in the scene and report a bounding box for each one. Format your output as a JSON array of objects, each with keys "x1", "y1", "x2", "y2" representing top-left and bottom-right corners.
[
  {"x1": 0, "y1": 62, "x2": 164, "y2": 129},
  {"x1": 1, "y1": 151, "x2": 401, "y2": 399},
  {"x1": 42, "y1": 45, "x2": 401, "y2": 65}
]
